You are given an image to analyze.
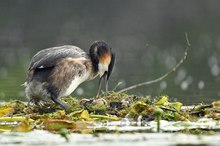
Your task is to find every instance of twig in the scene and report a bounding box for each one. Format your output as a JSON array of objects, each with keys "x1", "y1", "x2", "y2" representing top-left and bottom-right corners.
[
  {"x1": 112, "y1": 82, "x2": 123, "y2": 91},
  {"x1": 118, "y1": 33, "x2": 191, "y2": 93}
]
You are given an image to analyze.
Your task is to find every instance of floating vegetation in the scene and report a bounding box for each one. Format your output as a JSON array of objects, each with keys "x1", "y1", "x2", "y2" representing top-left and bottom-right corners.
[{"x1": 0, "y1": 92, "x2": 219, "y2": 134}]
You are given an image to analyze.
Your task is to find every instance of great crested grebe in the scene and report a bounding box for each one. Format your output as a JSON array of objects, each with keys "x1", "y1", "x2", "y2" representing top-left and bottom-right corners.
[{"x1": 24, "y1": 41, "x2": 115, "y2": 111}]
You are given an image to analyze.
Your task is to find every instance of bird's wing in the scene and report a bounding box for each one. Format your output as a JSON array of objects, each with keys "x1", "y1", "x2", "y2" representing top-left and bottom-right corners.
[{"x1": 29, "y1": 45, "x2": 88, "y2": 70}]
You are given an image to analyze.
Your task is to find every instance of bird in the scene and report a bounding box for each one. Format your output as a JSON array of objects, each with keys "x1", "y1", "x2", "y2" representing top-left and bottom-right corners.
[{"x1": 24, "y1": 41, "x2": 115, "y2": 111}]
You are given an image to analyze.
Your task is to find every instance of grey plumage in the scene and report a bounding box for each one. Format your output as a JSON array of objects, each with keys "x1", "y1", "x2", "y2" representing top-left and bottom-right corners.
[{"x1": 29, "y1": 45, "x2": 88, "y2": 71}]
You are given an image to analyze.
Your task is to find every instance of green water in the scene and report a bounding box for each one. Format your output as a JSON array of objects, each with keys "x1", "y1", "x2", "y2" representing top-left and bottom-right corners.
[
  {"x1": 1, "y1": 2, "x2": 220, "y2": 146},
  {"x1": 1, "y1": 1, "x2": 220, "y2": 104}
]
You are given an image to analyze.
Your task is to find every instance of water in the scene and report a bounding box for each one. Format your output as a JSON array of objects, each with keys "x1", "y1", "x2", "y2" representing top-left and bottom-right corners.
[
  {"x1": 0, "y1": 1, "x2": 220, "y2": 104},
  {"x1": 1, "y1": 131, "x2": 220, "y2": 146}
]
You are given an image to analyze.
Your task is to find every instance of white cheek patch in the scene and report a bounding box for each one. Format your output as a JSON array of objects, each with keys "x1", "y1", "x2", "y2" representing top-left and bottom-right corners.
[{"x1": 98, "y1": 63, "x2": 108, "y2": 77}]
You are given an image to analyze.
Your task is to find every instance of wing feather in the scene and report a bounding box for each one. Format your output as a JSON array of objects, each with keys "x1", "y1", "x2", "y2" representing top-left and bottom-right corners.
[{"x1": 29, "y1": 45, "x2": 88, "y2": 70}]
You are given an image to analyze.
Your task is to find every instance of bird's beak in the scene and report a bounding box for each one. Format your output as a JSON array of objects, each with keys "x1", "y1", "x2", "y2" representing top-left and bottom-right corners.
[
  {"x1": 96, "y1": 52, "x2": 115, "y2": 97},
  {"x1": 96, "y1": 71, "x2": 108, "y2": 97}
]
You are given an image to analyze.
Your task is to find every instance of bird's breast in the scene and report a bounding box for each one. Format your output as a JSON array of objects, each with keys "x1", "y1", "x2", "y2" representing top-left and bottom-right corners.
[{"x1": 62, "y1": 71, "x2": 90, "y2": 97}]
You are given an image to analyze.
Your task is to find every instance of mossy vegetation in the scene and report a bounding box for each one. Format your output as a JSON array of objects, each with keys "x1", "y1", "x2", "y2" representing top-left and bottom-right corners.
[{"x1": 0, "y1": 92, "x2": 219, "y2": 134}]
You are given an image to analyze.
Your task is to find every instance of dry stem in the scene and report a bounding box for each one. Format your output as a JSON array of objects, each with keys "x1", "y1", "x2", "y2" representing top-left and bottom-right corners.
[{"x1": 117, "y1": 33, "x2": 191, "y2": 93}]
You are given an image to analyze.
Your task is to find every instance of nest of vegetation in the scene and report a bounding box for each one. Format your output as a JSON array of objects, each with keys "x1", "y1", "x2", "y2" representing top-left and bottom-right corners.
[{"x1": 0, "y1": 92, "x2": 219, "y2": 135}]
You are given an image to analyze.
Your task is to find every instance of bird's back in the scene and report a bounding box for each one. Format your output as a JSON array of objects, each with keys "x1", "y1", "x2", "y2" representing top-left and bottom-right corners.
[{"x1": 29, "y1": 45, "x2": 88, "y2": 71}]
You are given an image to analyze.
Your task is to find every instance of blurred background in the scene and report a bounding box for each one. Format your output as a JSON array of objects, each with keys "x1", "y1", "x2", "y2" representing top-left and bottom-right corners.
[{"x1": 0, "y1": 0, "x2": 220, "y2": 104}]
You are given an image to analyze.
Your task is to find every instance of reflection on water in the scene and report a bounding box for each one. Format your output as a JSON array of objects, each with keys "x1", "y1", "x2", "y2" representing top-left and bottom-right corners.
[{"x1": 0, "y1": 1, "x2": 220, "y2": 104}]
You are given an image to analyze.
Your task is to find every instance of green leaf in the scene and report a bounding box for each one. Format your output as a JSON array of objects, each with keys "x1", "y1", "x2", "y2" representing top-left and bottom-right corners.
[{"x1": 156, "y1": 96, "x2": 168, "y2": 105}]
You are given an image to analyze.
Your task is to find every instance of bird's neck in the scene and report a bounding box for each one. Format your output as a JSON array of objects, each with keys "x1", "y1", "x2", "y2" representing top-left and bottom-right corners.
[
  {"x1": 89, "y1": 54, "x2": 99, "y2": 73},
  {"x1": 86, "y1": 57, "x2": 99, "y2": 80}
]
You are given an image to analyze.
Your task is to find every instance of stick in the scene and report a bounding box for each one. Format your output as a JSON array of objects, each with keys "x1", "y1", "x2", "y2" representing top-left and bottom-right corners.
[{"x1": 117, "y1": 33, "x2": 191, "y2": 93}]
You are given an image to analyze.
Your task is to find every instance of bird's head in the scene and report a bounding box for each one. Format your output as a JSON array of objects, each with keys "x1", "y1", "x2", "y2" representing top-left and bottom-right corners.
[{"x1": 89, "y1": 41, "x2": 115, "y2": 97}]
